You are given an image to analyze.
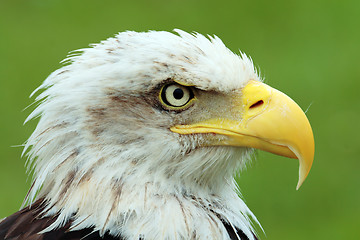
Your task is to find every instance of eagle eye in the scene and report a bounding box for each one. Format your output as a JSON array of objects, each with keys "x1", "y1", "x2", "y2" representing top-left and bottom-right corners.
[{"x1": 160, "y1": 83, "x2": 194, "y2": 109}]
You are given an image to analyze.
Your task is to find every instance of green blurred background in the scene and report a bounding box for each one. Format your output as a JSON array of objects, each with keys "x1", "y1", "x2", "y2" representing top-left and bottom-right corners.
[{"x1": 0, "y1": 0, "x2": 359, "y2": 239}]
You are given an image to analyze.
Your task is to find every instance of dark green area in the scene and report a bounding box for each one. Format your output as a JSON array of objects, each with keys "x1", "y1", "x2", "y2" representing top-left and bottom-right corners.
[{"x1": 0, "y1": 0, "x2": 359, "y2": 239}]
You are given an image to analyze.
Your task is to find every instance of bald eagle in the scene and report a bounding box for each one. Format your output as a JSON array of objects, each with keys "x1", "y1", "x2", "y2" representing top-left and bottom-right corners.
[{"x1": 0, "y1": 30, "x2": 314, "y2": 240}]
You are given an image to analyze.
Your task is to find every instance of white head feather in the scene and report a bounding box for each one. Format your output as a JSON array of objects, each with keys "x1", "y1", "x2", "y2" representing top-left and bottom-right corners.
[{"x1": 24, "y1": 30, "x2": 261, "y2": 239}]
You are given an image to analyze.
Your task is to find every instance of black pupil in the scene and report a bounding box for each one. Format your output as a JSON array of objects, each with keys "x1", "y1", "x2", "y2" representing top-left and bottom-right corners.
[{"x1": 173, "y1": 88, "x2": 184, "y2": 100}]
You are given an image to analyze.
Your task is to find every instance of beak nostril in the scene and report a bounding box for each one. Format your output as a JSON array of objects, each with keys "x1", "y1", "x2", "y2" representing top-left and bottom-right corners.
[{"x1": 249, "y1": 100, "x2": 264, "y2": 109}]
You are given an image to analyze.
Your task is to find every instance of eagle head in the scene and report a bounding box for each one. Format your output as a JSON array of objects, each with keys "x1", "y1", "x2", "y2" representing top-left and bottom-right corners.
[{"x1": 22, "y1": 30, "x2": 314, "y2": 239}]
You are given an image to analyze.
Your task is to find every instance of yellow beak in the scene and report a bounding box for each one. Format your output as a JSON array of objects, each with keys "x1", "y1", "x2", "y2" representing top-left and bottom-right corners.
[{"x1": 170, "y1": 80, "x2": 314, "y2": 189}]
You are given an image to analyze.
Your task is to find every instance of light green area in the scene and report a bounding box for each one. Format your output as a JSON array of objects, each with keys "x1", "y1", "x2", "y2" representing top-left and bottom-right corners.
[{"x1": 0, "y1": 0, "x2": 359, "y2": 239}]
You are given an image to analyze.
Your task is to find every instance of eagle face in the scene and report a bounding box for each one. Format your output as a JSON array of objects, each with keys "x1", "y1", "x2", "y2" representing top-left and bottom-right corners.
[{"x1": 9, "y1": 30, "x2": 313, "y2": 240}]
